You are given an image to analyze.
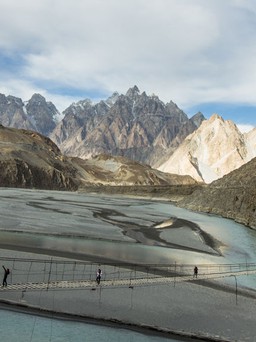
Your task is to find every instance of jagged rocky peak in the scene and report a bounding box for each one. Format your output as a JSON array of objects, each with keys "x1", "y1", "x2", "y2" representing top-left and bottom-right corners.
[
  {"x1": 28, "y1": 93, "x2": 46, "y2": 104},
  {"x1": 125, "y1": 85, "x2": 140, "y2": 100},
  {"x1": 166, "y1": 100, "x2": 186, "y2": 116},
  {"x1": 27, "y1": 94, "x2": 60, "y2": 118},
  {"x1": 65, "y1": 99, "x2": 95, "y2": 117},
  {"x1": 205, "y1": 113, "x2": 240, "y2": 133},
  {"x1": 25, "y1": 93, "x2": 60, "y2": 136},
  {"x1": 208, "y1": 113, "x2": 224, "y2": 122},
  {"x1": 0, "y1": 93, "x2": 33, "y2": 130},
  {"x1": 150, "y1": 92, "x2": 160, "y2": 100},
  {"x1": 74, "y1": 98, "x2": 93, "y2": 108},
  {"x1": 26, "y1": 93, "x2": 59, "y2": 115},
  {"x1": 190, "y1": 112, "x2": 205, "y2": 128},
  {"x1": 165, "y1": 100, "x2": 188, "y2": 122},
  {"x1": 7, "y1": 95, "x2": 24, "y2": 106},
  {"x1": 0, "y1": 94, "x2": 23, "y2": 109},
  {"x1": 105, "y1": 91, "x2": 119, "y2": 107}
]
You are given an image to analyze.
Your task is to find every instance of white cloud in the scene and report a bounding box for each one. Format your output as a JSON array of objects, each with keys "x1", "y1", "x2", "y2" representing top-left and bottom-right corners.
[{"x1": 0, "y1": 0, "x2": 256, "y2": 119}]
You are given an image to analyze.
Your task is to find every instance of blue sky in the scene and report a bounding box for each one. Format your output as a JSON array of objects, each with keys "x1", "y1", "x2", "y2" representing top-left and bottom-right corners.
[{"x1": 0, "y1": 0, "x2": 256, "y2": 131}]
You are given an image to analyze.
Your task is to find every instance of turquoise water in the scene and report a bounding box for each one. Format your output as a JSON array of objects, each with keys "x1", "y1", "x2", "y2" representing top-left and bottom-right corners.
[{"x1": 0, "y1": 309, "x2": 189, "y2": 342}]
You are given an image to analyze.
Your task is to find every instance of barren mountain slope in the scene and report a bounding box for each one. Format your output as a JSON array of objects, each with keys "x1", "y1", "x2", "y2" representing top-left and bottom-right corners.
[
  {"x1": 0, "y1": 124, "x2": 79, "y2": 190},
  {"x1": 0, "y1": 125, "x2": 198, "y2": 190},
  {"x1": 179, "y1": 157, "x2": 256, "y2": 229}
]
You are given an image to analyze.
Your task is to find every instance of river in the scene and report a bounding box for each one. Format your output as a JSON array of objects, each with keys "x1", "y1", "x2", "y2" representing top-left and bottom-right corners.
[{"x1": 0, "y1": 188, "x2": 256, "y2": 341}]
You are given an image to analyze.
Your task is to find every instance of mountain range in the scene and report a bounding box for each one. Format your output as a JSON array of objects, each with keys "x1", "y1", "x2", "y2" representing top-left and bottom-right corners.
[
  {"x1": 49, "y1": 86, "x2": 205, "y2": 166},
  {"x1": 0, "y1": 86, "x2": 205, "y2": 168},
  {"x1": 0, "y1": 86, "x2": 256, "y2": 184},
  {"x1": 0, "y1": 87, "x2": 256, "y2": 230}
]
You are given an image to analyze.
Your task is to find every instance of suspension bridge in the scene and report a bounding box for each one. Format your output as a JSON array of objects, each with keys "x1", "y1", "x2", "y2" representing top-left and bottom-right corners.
[{"x1": 1, "y1": 257, "x2": 256, "y2": 292}]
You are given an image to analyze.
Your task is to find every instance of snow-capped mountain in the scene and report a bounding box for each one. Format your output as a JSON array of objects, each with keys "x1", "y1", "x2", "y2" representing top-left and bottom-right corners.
[{"x1": 157, "y1": 114, "x2": 256, "y2": 183}]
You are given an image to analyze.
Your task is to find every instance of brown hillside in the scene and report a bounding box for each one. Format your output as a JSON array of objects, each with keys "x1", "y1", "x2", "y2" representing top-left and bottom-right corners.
[
  {"x1": 179, "y1": 157, "x2": 256, "y2": 229},
  {"x1": 0, "y1": 125, "x2": 198, "y2": 191}
]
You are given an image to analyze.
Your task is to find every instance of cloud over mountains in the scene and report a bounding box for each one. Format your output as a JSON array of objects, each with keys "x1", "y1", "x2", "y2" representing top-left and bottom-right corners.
[{"x1": 1, "y1": 0, "x2": 256, "y2": 125}]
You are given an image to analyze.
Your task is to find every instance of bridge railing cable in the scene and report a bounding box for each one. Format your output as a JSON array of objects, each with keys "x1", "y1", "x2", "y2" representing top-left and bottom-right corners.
[{"x1": 1, "y1": 257, "x2": 256, "y2": 291}]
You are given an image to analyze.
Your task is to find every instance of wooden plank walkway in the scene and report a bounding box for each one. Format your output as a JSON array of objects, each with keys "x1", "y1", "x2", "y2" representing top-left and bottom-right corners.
[{"x1": 1, "y1": 268, "x2": 256, "y2": 292}]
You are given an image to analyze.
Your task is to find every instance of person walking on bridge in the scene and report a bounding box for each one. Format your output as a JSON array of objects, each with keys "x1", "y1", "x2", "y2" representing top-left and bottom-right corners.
[
  {"x1": 2, "y1": 265, "x2": 10, "y2": 287},
  {"x1": 96, "y1": 268, "x2": 102, "y2": 285},
  {"x1": 193, "y1": 266, "x2": 198, "y2": 278}
]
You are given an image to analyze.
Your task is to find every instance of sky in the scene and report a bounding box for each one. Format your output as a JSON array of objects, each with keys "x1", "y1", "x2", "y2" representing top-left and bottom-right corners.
[{"x1": 0, "y1": 0, "x2": 256, "y2": 132}]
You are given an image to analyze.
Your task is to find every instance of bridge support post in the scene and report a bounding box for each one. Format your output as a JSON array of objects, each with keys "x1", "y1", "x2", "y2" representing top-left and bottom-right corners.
[{"x1": 233, "y1": 275, "x2": 238, "y2": 305}]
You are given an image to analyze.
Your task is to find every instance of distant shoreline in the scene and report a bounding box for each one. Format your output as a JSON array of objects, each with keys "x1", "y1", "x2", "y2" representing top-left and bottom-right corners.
[{"x1": 78, "y1": 184, "x2": 203, "y2": 201}]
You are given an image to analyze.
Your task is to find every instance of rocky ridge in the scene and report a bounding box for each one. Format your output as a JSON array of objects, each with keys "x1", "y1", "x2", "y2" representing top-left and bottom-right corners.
[{"x1": 0, "y1": 125, "x2": 198, "y2": 191}]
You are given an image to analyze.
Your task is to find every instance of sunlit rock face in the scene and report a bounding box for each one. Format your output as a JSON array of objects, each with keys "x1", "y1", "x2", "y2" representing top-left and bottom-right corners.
[{"x1": 158, "y1": 114, "x2": 256, "y2": 183}]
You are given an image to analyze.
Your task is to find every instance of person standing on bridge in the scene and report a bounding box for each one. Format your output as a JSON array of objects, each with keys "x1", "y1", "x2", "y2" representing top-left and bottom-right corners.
[
  {"x1": 96, "y1": 268, "x2": 102, "y2": 285},
  {"x1": 2, "y1": 265, "x2": 10, "y2": 287},
  {"x1": 193, "y1": 266, "x2": 198, "y2": 278}
]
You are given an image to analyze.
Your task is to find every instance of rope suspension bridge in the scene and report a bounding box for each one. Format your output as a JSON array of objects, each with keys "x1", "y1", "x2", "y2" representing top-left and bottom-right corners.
[
  {"x1": 1, "y1": 257, "x2": 256, "y2": 342},
  {"x1": 1, "y1": 257, "x2": 256, "y2": 293}
]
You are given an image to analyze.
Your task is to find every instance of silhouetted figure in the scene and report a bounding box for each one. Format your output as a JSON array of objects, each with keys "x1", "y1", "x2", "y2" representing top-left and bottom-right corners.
[
  {"x1": 96, "y1": 268, "x2": 102, "y2": 285},
  {"x1": 193, "y1": 266, "x2": 198, "y2": 278},
  {"x1": 2, "y1": 265, "x2": 10, "y2": 287}
]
